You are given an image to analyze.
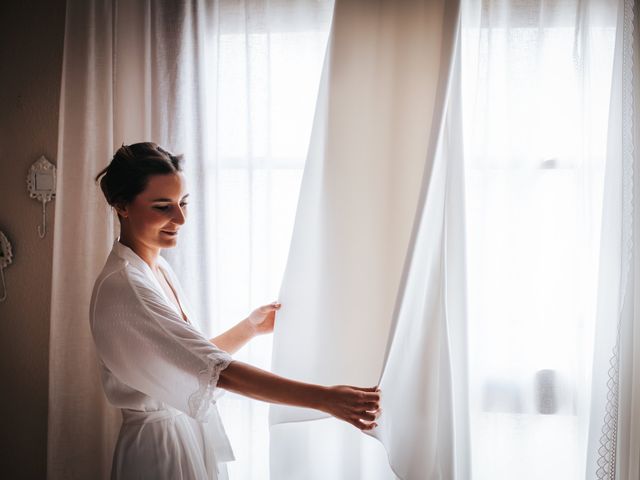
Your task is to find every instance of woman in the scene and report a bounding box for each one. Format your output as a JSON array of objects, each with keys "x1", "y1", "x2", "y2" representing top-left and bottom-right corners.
[{"x1": 90, "y1": 142, "x2": 381, "y2": 479}]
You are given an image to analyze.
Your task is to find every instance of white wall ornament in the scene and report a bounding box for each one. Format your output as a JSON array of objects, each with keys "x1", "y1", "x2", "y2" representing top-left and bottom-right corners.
[
  {"x1": 27, "y1": 155, "x2": 56, "y2": 238},
  {"x1": 0, "y1": 230, "x2": 13, "y2": 302}
]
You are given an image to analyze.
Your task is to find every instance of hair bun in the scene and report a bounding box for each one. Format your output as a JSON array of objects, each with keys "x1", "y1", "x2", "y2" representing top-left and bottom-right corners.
[{"x1": 94, "y1": 142, "x2": 184, "y2": 212}]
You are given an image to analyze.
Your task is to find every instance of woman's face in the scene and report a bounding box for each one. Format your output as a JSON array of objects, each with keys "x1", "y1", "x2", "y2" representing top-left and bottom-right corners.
[{"x1": 116, "y1": 172, "x2": 189, "y2": 249}]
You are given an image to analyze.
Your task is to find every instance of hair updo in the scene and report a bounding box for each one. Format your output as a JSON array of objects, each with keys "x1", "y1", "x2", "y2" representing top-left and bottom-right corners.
[{"x1": 95, "y1": 142, "x2": 184, "y2": 213}]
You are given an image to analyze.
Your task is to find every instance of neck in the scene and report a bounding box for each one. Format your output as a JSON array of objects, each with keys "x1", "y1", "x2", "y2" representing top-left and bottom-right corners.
[{"x1": 118, "y1": 230, "x2": 160, "y2": 271}]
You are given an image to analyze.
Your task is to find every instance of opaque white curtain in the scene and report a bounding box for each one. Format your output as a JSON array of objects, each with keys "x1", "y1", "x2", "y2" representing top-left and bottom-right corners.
[
  {"x1": 270, "y1": 0, "x2": 468, "y2": 478},
  {"x1": 47, "y1": 1, "x2": 331, "y2": 479}
]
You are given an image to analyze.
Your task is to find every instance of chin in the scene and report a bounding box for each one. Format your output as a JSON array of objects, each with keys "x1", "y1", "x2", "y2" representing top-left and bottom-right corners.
[{"x1": 158, "y1": 234, "x2": 179, "y2": 246}]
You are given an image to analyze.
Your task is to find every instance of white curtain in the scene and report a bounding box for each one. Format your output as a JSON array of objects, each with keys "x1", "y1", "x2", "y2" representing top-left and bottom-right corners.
[
  {"x1": 586, "y1": 1, "x2": 638, "y2": 479},
  {"x1": 272, "y1": 1, "x2": 638, "y2": 480},
  {"x1": 191, "y1": 3, "x2": 332, "y2": 479},
  {"x1": 48, "y1": 1, "x2": 331, "y2": 479},
  {"x1": 270, "y1": 0, "x2": 468, "y2": 478},
  {"x1": 460, "y1": 0, "x2": 620, "y2": 478},
  {"x1": 48, "y1": 3, "x2": 121, "y2": 477}
]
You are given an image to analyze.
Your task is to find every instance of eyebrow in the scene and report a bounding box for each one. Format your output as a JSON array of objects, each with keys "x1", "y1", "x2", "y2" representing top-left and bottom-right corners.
[{"x1": 150, "y1": 194, "x2": 190, "y2": 202}]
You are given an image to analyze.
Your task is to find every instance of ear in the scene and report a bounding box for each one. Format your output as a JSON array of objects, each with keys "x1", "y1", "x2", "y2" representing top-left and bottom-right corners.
[{"x1": 113, "y1": 203, "x2": 129, "y2": 219}]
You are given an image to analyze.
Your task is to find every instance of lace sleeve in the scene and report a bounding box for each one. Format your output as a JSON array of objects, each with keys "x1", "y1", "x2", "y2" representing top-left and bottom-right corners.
[{"x1": 188, "y1": 350, "x2": 234, "y2": 421}]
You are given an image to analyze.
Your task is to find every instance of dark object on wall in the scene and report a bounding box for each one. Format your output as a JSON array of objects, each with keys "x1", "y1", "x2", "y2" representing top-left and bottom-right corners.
[
  {"x1": 26, "y1": 155, "x2": 56, "y2": 238},
  {"x1": 535, "y1": 369, "x2": 557, "y2": 414},
  {"x1": 0, "y1": 230, "x2": 13, "y2": 302}
]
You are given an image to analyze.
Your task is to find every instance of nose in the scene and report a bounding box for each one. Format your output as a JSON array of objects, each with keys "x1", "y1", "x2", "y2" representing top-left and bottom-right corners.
[{"x1": 173, "y1": 204, "x2": 186, "y2": 225}]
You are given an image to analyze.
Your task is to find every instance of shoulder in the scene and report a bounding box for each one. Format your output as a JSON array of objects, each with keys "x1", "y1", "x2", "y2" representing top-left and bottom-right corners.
[
  {"x1": 91, "y1": 254, "x2": 125, "y2": 303},
  {"x1": 90, "y1": 254, "x2": 152, "y2": 321}
]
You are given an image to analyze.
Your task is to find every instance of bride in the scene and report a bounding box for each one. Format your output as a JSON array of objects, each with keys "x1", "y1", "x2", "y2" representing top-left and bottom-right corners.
[{"x1": 89, "y1": 142, "x2": 381, "y2": 479}]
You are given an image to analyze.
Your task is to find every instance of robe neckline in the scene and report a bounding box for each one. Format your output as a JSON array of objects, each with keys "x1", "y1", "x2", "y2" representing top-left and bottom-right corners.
[{"x1": 111, "y1": 237, "x2": 192, "y2": 324}]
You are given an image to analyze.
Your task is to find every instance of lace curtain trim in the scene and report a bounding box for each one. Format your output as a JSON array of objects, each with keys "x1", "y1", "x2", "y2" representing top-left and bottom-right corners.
[{"x1": 596, "y1": 0, "x2": 635, "y2": 478}]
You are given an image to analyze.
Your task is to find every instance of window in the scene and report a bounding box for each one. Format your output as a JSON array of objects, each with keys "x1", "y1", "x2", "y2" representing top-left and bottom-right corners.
[
  {"x1": 462, "y1": 7, "x2": 616, "y2": 478},
  {"x1": 201, "y1": 16, "x2": 333, "y2": 479}
]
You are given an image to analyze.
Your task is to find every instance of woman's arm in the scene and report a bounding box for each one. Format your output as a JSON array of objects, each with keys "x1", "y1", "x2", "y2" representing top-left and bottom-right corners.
[
  {"x1": 209, "y1": 318, "x2": 256, "y2": 355},
  {"x1": 210, "y1": 302, "x2": 280, "y2": 354},
  {"x1": 217, "y1": 360, "x2": 381, "y2": 431}
]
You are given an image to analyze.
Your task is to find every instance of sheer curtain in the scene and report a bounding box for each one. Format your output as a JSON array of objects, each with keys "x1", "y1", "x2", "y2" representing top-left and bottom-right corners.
[
  {"x1": 460, "y1": 0, "x2": 635, "y2": 479},
  {"x1": 48, "y1": 1, "x2": 332, "y2": 478},
  {"x1": 586, "y1": 0, "x2": 638, "y2": 478},
  {"x1": 193, "y1": 3, "x2": 333, "y2": 479}
]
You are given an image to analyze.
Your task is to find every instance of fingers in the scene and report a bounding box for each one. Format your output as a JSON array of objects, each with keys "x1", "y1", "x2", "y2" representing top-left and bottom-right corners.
[
  {"x1": 357, "y1": 420, "x2": 378, "y2": 431},
  {"x1": 355, "y1": 403, "x2": 382, "y2": 423},
  {"x1": 329, "y1": 385, "x2": 382, "y2": 431},
  {"x1": 353, "y1": 388, "x2": 381, "y2": 409},
  {"x1": 365, "y1": 391, "x2": 381, "y2": 401},
  {"x1": 353, "y1": 386, "x2": 381, "y2": 404},
  {"x1": 358, "y1": 410, "x2": 379, "y2": 422},
  {"x1": 348, "y1": 385, "x2": 380, "y2": 397},
  {"x1": 356, "y1": 386, "x2": 380, "y2": 392},
  {"x1": 254, "y1": 302, "x2": 281, "y2": 317},
  {"x1": 352, "y1": 389, "x2": 382, "y2": 431},
  {"x1": 346, "y1": 416, "x2": 378, "y2": 431},
  {"x1": 358, "y1": 391, "x2": 381, "y2": 405},
  {"x1": 364, "y1": 405, "x2": 382, "y2": 417}
]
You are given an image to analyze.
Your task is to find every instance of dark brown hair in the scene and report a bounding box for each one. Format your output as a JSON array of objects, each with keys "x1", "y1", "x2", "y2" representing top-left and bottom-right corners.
[{"x1": 95, "y1": 142, "x2": 184, "y2": 212}]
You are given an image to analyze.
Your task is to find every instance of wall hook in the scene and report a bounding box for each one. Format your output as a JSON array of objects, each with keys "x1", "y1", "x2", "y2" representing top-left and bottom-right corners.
[
  {"x1": 27, "y1": 155, "x2": 56, "y2": 239},
  {"x1": 37, "y1": 200, "x2": 48, "y2": 238}
]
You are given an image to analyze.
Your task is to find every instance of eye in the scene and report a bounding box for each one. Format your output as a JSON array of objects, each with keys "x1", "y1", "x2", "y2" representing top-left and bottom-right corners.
[{"x1": 152, "y1": 202, "x2": 188, "y2": 212}]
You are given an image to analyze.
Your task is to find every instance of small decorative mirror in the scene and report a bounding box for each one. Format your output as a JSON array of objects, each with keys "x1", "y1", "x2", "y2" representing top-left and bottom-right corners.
[
  {"x1": 27, "y1": 155, "x2": 57, "y2": 238},
  {"x1": 0, "y1": 230, "x2": 13, "y2": 302}
]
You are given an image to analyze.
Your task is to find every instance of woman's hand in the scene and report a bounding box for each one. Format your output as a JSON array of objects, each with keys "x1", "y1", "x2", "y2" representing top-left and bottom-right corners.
[
  {"x1": 247, "y1": 301, "x2": 281, "y2": 336},
  {"x1": 212, "y1": 302, "x2": 280, "y2": 353},
  {"x1": 318, "y1": 385, "x2": 382, "y2": 431},
  {"x1": 217, "y1": 361, "x2": 381, "y2": 431}
]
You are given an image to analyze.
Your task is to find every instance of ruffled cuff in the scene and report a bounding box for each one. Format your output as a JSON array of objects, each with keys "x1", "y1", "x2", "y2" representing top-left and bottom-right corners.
[{"x1": 188, "y1": 351, "x2": 233, "y2": 422}]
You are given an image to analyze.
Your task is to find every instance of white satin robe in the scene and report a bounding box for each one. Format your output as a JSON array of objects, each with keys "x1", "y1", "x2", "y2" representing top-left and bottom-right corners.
[{"x1": 89, "y1": 238, "x2": 235, "y2": 479}]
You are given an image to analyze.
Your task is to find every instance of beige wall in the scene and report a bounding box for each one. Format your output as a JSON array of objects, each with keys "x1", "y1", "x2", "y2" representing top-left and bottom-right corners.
[{"x1": 0, "y1": 0, "x2": 66, "y2": 478}]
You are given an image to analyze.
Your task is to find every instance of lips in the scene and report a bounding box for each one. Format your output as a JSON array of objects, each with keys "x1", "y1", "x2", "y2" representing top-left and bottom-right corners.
[{"x1": 161, "y1": 230, "x2": 179, "y2": 236}]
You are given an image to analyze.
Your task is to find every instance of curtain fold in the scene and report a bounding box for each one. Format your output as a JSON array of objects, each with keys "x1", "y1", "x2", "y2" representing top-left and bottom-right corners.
[
  {"x1": 269, "y1": 0, "x2": 467, "y2": 478},
  {"x1": 47, "y1": 2, "x2": 120, "y2": 478},
  {"x1": 372, "y1": 8, "x2": 469, "y2": 480}
]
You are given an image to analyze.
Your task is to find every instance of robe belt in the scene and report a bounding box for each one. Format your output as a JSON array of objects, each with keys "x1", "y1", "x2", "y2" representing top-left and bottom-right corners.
[{"x1": 121, "y1": 407, "x2": 184, "y2": 425}]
